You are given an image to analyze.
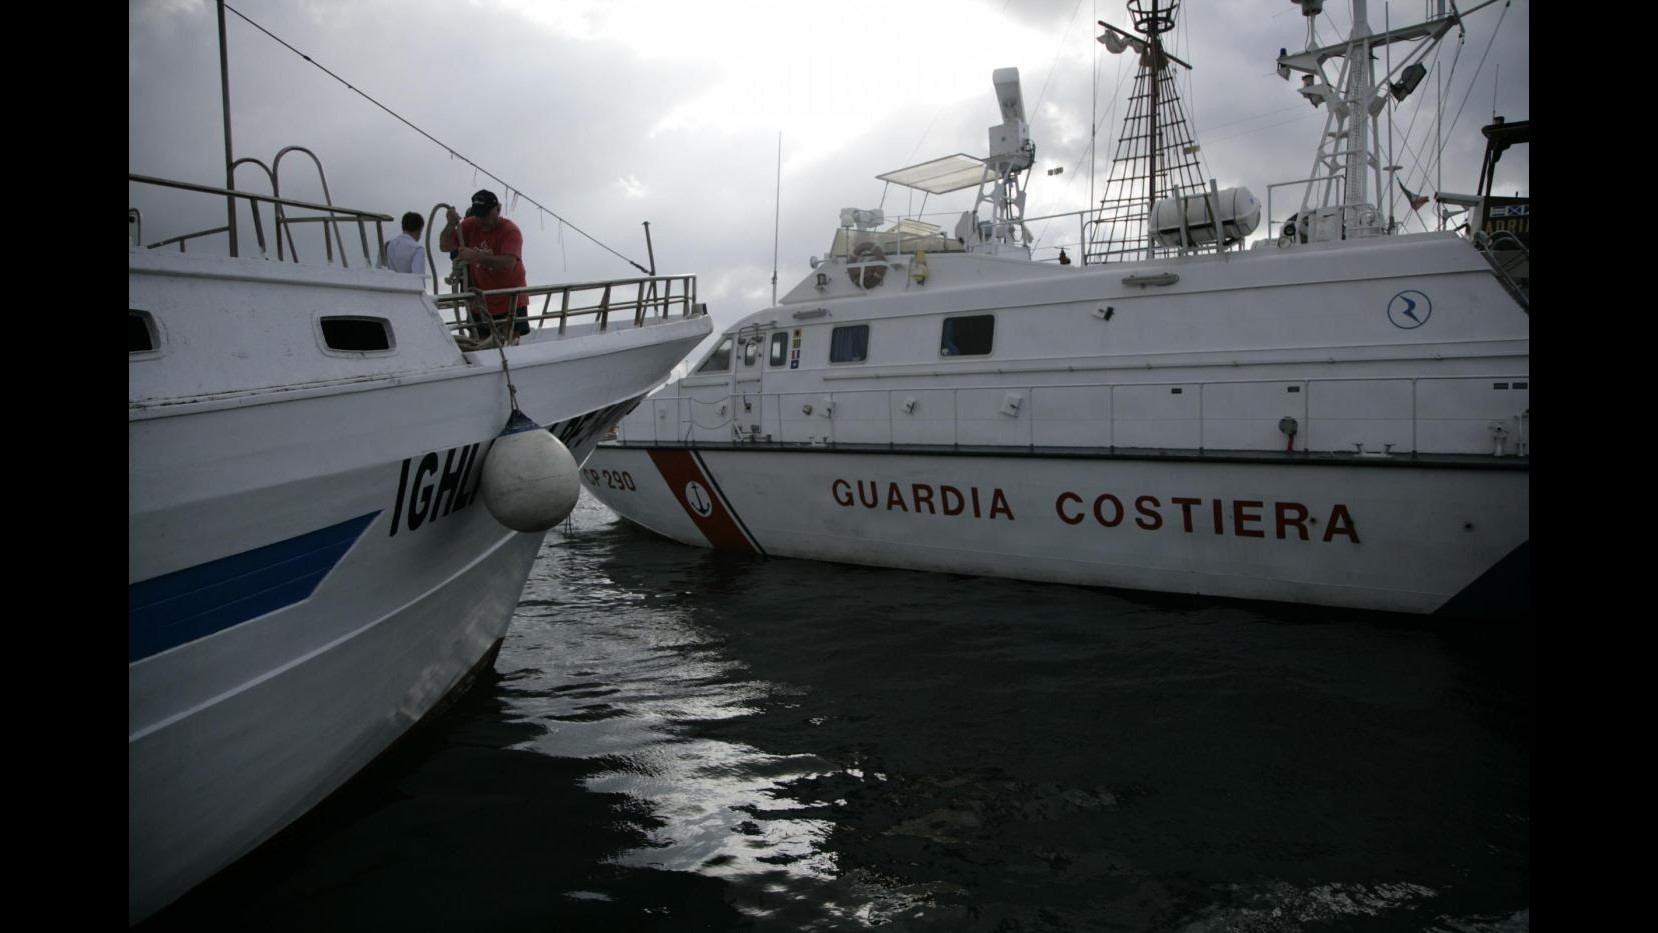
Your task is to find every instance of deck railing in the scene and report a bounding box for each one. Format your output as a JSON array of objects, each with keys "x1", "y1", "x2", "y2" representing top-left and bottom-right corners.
[
  {"x1": 431, "y1": 274, "x2": 702, "y2": 339},
  {"x1": 129, "y1": 173, "x2": 390, "y2": 266},
  {"x1": 1473, "y1": 231, "x2": 1529, "y2": 314}
]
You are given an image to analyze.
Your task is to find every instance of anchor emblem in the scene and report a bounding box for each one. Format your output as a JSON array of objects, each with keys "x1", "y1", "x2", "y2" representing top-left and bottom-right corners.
[{"x1": 684, "y1": 480, "x2": 714, "y2": 518}]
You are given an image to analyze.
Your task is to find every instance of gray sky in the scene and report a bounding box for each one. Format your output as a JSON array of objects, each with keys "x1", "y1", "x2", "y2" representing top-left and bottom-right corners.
[{"x1": 130, "y1": 0, "x2": 1529, "y2": 339}]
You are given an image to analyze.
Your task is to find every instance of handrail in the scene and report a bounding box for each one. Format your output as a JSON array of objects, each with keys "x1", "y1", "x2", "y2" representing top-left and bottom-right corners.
[
  {"x1": 272, "y1": 146, "x2": 355, "y2": 267},
  {"x1": 421, "y1": 203, "x2": 455, "y2": 296},
  {"x1": 129, "y1": 173, "x2": 391, "y2": 266},
  {"x1": 430, "y1": 273, "x2": 702, "y2": 337},
  {"x1": 1265, "y1": 173, "x2": 1346, "y2": 241},
  {"x1": 1472, "y1": 230, "x2": 1529, "y2": 314},
  {"x1": 228, "y1": 156, "x2": 278, "y2": 258}
]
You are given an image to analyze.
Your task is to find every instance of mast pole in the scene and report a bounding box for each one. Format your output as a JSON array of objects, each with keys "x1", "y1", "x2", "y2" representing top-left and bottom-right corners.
[
  {"x1": 1344, "y1": 0, "x2": 1372, "y2": 224},
  {"x1": 1089, "y1": 0, "x2": 1097, "y2": 223},
  {"x1": 1145, "y1": 0, "x2": 1160, "y2": 260},
  {"x1": 1436, "y1": 69, "x2": 1443, "y2": 231},
  {"x1": 772, "y1": 132, "x2": 781, "y2": 306},
  {"x1": 217, "y1": 0, "x2": 238, "y2": 257},
  {"x1": 1385, "y1": 1, "x2": 1394, "y2": 233}
]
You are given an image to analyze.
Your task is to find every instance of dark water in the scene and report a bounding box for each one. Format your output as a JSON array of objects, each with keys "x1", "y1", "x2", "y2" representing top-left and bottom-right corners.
[{"x1": 145, "y1": 492, "x2": 1528, "y2": 932}]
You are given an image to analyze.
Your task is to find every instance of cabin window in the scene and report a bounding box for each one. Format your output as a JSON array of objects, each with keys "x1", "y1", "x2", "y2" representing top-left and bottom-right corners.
[
  {"x1": 940, "y1": 314, "x2": 994, "y2": 356},
  {"x1": 769, "y1": 332, "x2": 788, "y2": 367},
  {"x1": 742, "y1": 337, "x2": 760, "y2": 367},
  {"x1": 696, "y1": 336, "x2": 733, "y2": 373},
  {"x1": 829, "y1": 325, "x2": 868, "y2": 364},
  {"x1": 129, "y1": 310, "x2": 158, "y2": 353},
  {"x1": 320, "y1": 316, "x2": 393, "y2": 352}
]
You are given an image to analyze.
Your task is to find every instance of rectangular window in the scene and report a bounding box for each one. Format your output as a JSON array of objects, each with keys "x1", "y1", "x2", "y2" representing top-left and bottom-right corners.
[
  {"x1": 321, "y1": 316, "x2": 393, "y2": 352},
  {"x1": 940, "y1": 315, "x2": 994, "y2": 357},
  {"x1": 829, "y1": 325, "x2": 868, "y2": 363},
  {"x1": 696, "y1": 336, "x2": 733, "y2": 373},
  {"x1": 743, "y1": 337, "x2": 760, "y2": 367},
  {"x1": 769, "y1": 332, "x2": 788, "y2": 367}
]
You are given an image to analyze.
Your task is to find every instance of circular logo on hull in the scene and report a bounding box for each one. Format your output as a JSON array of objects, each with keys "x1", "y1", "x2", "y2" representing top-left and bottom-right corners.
[
  {"x1": 684, "y1": 480, "x2": 714, "y2": 518},
  {"x1": 1387, "y1": 290, "x2": 1432, "y2": 329}
]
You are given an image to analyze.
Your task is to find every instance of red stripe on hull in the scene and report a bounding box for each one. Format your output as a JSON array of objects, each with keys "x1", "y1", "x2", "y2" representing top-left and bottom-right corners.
[{"x1": 646, "y1": 449, "x2": 758, "y2": 554}]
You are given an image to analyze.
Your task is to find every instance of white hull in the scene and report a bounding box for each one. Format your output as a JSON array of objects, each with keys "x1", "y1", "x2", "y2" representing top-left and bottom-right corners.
[
  {"x1": 129, "y1": 249, "x2": 710, "y2": 921},
  {"x1": 583, "y1": 444, "x2": 1527, "y2": 618},
  {"x1": 128, "y1": 528, "x2": 539, "y2": 922}
]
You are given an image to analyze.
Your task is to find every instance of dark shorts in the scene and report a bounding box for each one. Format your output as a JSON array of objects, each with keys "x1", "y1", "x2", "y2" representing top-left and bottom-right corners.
[{"x1": 470, "y1": 305, "x2": 531, "y2": 338}]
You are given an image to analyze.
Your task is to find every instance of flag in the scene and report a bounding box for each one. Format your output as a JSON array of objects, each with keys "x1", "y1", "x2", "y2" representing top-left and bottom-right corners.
[{"x1": 1398, "y1": 180, "x2": 1430, "y2": 212}]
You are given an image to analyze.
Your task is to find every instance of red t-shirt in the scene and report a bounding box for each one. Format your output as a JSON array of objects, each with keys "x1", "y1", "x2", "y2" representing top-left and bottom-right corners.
[{"x1": 459, "y1": 216, "x2": 529, "y2": 315}]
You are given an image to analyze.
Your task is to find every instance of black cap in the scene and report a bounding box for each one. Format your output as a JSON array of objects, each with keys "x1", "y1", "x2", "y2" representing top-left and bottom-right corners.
[{"x1": 466, "y1": 189, "x2": 501, "y2": 218}]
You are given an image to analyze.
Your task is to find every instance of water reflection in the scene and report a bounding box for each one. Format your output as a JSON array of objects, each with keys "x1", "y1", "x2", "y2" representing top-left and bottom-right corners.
[
  {"x1": 509, "y1": 498, "x2": 865, "y2": 926},
  {"x1": 506, "y1": 492, "x2": 1528, "y2": 931},
  {"x1": 146, "y1": 490, "x2": 1526, "y2": 931}
]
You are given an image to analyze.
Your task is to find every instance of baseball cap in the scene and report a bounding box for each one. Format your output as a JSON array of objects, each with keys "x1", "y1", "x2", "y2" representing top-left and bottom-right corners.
[{"x1": 466, "y1": 189, "x2": 501, "y2": 217}]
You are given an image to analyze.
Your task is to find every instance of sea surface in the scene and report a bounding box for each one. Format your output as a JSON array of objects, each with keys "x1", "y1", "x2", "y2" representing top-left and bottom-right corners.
[{"x1": 145, "y1": 491, "x2": 1529, "y2": 932}]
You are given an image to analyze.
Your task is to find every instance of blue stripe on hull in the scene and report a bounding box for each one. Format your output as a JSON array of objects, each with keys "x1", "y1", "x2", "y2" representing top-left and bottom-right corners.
[{"x1": 128, "y1": 512, "x2": 380, "y2": 663}]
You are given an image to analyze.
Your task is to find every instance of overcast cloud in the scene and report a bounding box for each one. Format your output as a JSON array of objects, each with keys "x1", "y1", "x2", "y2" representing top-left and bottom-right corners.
[{"x1": 130, "y1": 0, "x2": 1529, "y2": 344}]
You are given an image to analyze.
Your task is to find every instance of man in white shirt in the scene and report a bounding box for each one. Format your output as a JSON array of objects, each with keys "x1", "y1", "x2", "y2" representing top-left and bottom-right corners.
[{"x1": 381, "y1": 212, "x2": 426, "y2": 274}]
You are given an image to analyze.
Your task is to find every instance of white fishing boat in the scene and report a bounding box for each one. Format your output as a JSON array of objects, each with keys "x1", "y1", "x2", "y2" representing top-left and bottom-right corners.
[
  {"x1": 581, "y1": 0, "x2": 1528, "y2": 618},
  {"x1": 127, "y1": 5, "x2": 711, "y2": 922}
]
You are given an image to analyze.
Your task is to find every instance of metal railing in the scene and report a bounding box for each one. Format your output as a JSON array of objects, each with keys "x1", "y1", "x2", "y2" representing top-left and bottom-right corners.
[
  {"x1": 129, "y1": 173, "x2": 391, "y2": 265},
  {"x1": 1264, "y1": 174, "x2": 1346, "y2": 244},
  {"x1": 1473, "y1": 230, "x2": 1529, "y2": 314},
  {"x1": 431, "y1": 273, "x2": 702, "y2": 339}
]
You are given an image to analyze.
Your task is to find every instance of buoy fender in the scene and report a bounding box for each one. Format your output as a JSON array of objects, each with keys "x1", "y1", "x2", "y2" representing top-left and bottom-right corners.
[{"x1": 479, "y1": 410, "x2": 581, "y2": 532}]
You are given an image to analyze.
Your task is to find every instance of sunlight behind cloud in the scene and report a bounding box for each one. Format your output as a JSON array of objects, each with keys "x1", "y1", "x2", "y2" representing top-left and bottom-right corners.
[{"x1": 499, "y1": 0, "x2": 1058, "y2": 174}]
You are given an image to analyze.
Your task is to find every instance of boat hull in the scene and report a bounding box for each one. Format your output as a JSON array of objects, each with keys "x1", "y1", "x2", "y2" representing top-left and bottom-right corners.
[
  {"x1": 581, "y1": 443, "x2": 1528, "y2": 617},
  {"x1": 128, "y1": 525, "x2": 539, "y2": 922},
  {"x1": 128, "y1": 256, "x2": 710, "y2": 921}
]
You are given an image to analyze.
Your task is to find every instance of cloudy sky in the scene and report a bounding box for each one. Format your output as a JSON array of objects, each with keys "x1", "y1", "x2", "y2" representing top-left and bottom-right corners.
[{"x1": 130, "y1": 0, "x2": 1528, "y2": 338}]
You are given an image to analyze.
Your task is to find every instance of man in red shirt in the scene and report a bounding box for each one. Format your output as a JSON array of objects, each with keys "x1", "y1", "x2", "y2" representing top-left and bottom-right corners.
[{"x1": 439, "y1": 189, "x2": 530, "y2": 343}]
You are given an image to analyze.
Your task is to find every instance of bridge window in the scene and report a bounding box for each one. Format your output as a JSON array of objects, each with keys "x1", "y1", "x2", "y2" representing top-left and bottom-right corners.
[
  {"x1": 940, "y1": 314, "x2": 994, "y2": 356},
  {"x1": 829, "y1": 325, "x2": 868, "y2": 364},
  {"x1": 769, "y1": 332, "x2": 788, "y2": 367},
  {"x1": 696, "y1": 336, "x2": 733, "y2": 373},
  {"x1": 320, "y1": 316, "x2": 394, "y2": 352},
  {"x1": 742, "y1": 337, "x2": 760, "y2": 367}
]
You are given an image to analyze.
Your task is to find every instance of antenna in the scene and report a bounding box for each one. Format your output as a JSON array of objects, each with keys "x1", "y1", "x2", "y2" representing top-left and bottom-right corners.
[
  {"x1": 771, "y1": 132, "x2": 781, "y2": 306},
  {"x1": 1491, "y1": 63, "x2": 1498, "y2": 122}
]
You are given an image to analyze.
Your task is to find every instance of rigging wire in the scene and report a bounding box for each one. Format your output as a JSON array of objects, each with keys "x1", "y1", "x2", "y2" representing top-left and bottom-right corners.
[
  {"x1": 1383, "y1": 1, "x2": 1515, "y2": 234},
  {"x1": 1440, "y1": 0, "x2": 1511, "y2": 156},
  {"x1": 1029, "y1": 0, "x2": 1088, "y2": 118},
  {"x1": 1029, "y1": 30, "x2": 1134, "y2": 248},
  {"x1": 221, "y1": 2, "x2": 652, "y2": 275}
]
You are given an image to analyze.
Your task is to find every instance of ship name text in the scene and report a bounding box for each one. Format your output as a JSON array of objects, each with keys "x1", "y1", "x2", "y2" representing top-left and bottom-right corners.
[
  {"x1": 831, "y1": 479, "x2": 1014, "y2": 520},
  {"x1": 390, "y1": 441, "x2": 487, "y2": 537},
  {"x1": 1055, "y1": 491, "x2": 1358, "y2": 542}
]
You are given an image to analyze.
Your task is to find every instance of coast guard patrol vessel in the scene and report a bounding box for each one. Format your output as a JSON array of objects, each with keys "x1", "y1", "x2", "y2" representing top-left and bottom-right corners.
[{"x1": 580, "y1": 0, "x2": 1528, "y2": 618}]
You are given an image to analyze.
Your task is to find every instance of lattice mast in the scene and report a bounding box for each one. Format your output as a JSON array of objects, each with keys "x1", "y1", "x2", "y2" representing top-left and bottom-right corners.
[{"x1": 1085, "y1": 0, "x2": 1209, "y2": 264}]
